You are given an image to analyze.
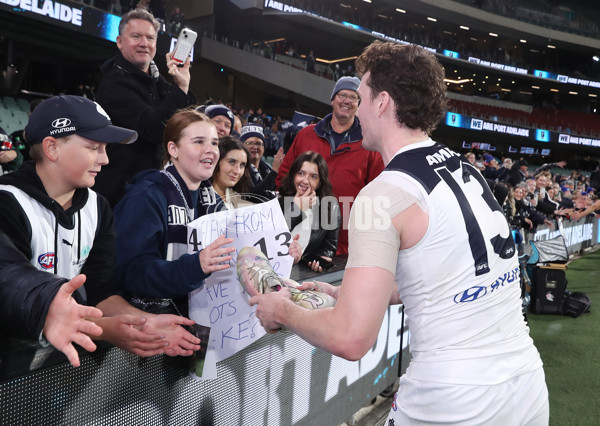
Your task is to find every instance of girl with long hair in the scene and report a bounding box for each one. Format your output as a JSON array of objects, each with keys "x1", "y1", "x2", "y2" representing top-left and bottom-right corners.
[
  {"x1": 278, "y1": 151, "x2": 340, "y2": 272},
  {"x1": 210, "y1": 136, "x2": 254, "y2": 210},
  {"x1": 113, "y1": 109, "x2": 235, "y2": 315}
]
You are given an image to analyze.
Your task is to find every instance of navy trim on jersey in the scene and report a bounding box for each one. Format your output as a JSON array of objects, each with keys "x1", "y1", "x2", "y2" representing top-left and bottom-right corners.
[{"x1": 385, "y1": 142, "x2": 515, "y2": 276}]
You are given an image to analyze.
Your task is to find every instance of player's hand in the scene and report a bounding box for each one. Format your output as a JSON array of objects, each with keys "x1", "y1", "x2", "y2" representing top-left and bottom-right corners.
[
  {"x1": 166, "y1": 52, "x2": 191, "y2": 94},
  {"x1": 43, "y1": 275, "x2": 103, "y2": 367},
  {"x1": 199, "y1": 235, "x2": 235, "y2": 274},
  {"x1": 248, "y1": 286, "x2": 292, "y2": 333}
]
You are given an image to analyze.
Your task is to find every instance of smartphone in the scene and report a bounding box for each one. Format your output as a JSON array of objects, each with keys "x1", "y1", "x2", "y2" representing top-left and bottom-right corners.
[
  {"x1": 302, "y1": 253, "x2": 335, "y2": 271},
  {"x1": 172, "y1": 28, "x2": 197, "y2": 66}
]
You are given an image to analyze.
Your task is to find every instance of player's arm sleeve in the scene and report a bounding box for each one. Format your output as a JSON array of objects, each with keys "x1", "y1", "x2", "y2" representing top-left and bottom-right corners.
[{"x1": 346, "y1": 181, "x2": 419, "y2": 276}]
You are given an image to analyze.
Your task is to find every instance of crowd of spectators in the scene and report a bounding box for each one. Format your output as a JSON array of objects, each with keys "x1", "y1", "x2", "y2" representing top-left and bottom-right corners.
[{"x1": 464, "y1": 150, "x2": 600, "y2": 239}]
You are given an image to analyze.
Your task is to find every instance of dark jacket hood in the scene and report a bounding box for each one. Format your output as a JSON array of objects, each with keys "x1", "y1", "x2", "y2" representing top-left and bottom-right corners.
[
  {"x1": 0, "y1": 161, "x2": 89, "y2": 226},
  {"x1": 129, "y1": 167, "x2": 164, "y2": 187},
  {"x1": 125, "y1": 166, "x2": 205, "y2": 212}
]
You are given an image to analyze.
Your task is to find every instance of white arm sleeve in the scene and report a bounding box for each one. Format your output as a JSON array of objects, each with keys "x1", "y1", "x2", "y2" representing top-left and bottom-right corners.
[{"x1": 346, "y1": 180, "x2": 419, "y2": 276}]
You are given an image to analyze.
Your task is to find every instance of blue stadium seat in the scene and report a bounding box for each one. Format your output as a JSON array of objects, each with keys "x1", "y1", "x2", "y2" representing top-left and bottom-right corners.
[
  {"x1": 0, "y1": 108, "x2": 13, "y2": 133},
  {"x1": 2, "y1": 96, "x2": 19, "y2": 111},
  {"x1": 16, "y1": 98, "x2": 30, "y2": 113}
]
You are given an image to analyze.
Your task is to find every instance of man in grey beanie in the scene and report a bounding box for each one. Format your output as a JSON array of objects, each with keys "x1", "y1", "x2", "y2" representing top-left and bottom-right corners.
[
  {"x1": 330, "y1": 76, "x2": 361, "y2": 100},
  {"x1": 275, "y1": 75, "x2": 384, "y2": 255}
]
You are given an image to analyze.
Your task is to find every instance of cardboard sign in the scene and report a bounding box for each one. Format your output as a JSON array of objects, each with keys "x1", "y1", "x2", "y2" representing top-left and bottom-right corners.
[{"x1": 187, "y1": 199, "x2": 293, "y2": 377}]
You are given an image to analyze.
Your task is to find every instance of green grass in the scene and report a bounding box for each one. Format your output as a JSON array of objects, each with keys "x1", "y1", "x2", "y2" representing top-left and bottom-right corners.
[{"x1": 528, "y1": 249, "x2": 600, "y2": 426}]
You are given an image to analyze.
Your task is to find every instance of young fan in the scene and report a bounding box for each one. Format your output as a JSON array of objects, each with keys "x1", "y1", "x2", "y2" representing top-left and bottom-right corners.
[
  {"x1": 113, "y1": 109, "x2": 235, "y2": 315},
  {"x1": 0, "y1": 95, "x2": 200, "y2": 367}
]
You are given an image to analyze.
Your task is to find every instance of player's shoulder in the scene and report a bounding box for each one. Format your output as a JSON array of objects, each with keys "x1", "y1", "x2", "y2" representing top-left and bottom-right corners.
[{"x1": 357, "y1": 174, "x2": 417, "y2": 200}]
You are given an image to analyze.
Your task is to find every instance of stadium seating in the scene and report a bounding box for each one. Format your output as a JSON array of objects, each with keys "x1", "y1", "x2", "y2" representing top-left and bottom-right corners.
[
  {"x1": 16, "y1": 98, "x2": 30, "y2": 113},
  {"x1": 448, "y1": 98, "x2": 600, "y2": 138},
  {"x1": 0, "y1": 97, "x2": 30, "y2": 134}
]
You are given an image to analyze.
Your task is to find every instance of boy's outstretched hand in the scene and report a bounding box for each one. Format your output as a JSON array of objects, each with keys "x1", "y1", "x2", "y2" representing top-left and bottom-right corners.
[{"x1": 43, "y1": 274, "x2": 103, "y2": 367}]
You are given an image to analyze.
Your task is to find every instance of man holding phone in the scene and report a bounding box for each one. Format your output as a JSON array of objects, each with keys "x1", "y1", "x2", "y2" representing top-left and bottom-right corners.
[{"x1": 95, "y1": 9, "x2": 197, "y2": 207}]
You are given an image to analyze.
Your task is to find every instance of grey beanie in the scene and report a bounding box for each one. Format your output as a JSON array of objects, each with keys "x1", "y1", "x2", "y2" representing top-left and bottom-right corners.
[{"x1": 330, "y1": 76, "x2": 361, "y2": 100}]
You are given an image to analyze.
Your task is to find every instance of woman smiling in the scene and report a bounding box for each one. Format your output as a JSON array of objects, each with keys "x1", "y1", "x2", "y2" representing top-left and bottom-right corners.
[
  {"x1": 210, "y1": 136, "x2": 253, "y2": 210},
  {"x1": 278, "y1": 151, "x2": 340, "y2": 272}
]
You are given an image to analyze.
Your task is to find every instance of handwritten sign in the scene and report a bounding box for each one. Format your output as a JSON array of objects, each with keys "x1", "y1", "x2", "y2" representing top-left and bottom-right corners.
[{"x1": 187, "y1": 199, "x2": 293, "y2": 369}]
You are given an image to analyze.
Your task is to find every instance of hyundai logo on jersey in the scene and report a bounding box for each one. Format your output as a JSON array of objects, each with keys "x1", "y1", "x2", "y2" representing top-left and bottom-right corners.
[
  {"x1": 454, "y1": 285, "x2": 487, "y2": 303},
  {"x1": 38, "y1": 252, "x2": 56, "y2": 270}
]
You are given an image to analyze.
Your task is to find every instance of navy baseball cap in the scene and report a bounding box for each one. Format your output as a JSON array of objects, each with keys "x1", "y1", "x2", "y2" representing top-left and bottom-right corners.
[{"x1": 24, "y1": 95, "x2": 138, "y2": 146}]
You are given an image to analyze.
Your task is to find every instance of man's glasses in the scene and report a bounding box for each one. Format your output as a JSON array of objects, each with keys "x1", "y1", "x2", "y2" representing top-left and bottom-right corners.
[
  {"x1": 336, "y1": 93, "x2": 360, "y2": 103},
  {"x1": 244, "y1": 141, "x2": 264, "y2": 148}
]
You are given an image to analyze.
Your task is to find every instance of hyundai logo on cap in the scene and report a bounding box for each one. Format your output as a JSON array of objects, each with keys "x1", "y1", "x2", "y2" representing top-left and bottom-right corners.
[
  {"x1": 52, "y1": 118, "x2": 72, "y2": 128},
  {"x1": 24, "y1": 95, "x2": 138, "y2": 146}
]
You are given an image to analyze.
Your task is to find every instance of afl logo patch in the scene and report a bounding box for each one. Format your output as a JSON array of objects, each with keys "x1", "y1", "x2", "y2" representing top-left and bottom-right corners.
[
  {"x1": 38, "y1": 252, "x2": 56, "y2": 269},
  {"x1": 52, "y1": 118, "x2": 72, "y2": 128}
]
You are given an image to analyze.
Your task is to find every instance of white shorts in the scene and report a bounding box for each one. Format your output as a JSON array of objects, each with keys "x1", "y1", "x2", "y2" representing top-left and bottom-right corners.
[{"x1": 386, "y1": 367, "x2": 549, "y2": 425}]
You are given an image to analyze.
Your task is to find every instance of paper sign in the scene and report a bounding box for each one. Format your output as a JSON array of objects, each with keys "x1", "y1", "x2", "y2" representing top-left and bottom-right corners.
[{"x1": 187, "y1": 199, "x2": 293, "y2": 369}]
